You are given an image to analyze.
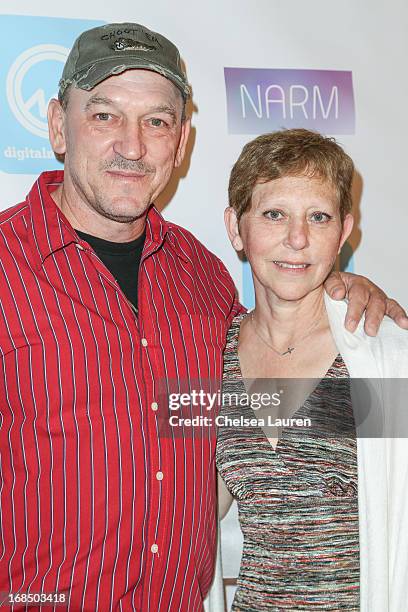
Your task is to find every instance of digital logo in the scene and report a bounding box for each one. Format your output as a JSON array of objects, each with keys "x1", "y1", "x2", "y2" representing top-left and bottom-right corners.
[
  {"x1": 0, "y1": 15, "x2": 104, "y2": 174},
  {"x1": 6, "y1": 44, "x2": 69, "y2": 139},
  {"x1": 225, "y1": 68, "x2": 355, "y2": 135}
]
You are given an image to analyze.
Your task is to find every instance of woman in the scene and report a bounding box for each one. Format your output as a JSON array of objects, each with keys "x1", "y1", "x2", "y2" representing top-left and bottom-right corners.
[{"x1": 216, "y1": 129, "x2": 408, "y2": 611}]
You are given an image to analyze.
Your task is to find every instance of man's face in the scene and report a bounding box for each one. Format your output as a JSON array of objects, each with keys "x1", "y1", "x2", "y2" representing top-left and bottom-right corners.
[{"x1": 49, "y1": 69, "x2": 190, "y2": 225}]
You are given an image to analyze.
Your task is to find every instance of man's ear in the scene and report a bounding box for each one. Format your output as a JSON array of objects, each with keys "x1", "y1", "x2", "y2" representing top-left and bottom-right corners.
[
  {"x1": 174, "y1": 117, "x2": 191, "y2": 168},
  {"x1": 224, "y1": 206, "x2": 244, "y2": 252},
  {"x1": 48, "y1": 98, "x2": 67, "y2": 155}
]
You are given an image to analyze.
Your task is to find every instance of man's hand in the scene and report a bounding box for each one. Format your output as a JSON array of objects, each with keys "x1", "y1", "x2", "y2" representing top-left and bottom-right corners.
[{"x1": 324, "y1": 271, "x2": 408, "y2": 336}]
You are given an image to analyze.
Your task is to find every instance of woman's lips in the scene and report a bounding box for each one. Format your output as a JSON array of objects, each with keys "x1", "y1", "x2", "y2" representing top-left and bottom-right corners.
[{"x1": 273, "y1": 260, "x2": 311, "y2": 272}]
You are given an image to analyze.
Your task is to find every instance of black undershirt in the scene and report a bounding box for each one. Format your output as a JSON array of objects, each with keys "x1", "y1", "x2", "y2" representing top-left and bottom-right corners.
[{"x1": 76, "y1": 229, "x2": 146, "y2": 310}]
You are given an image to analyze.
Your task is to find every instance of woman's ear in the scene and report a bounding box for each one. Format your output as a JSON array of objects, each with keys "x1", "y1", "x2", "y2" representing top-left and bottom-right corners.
[
  {"x1": 224, "y1": 207, "x2": 244, "y2": 252},
  {"x1": 338, "y1": 213, "x2": 354, "y2": 253}
]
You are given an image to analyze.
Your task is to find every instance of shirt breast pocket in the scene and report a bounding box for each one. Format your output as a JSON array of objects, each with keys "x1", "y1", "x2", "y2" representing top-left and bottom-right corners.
[
  {"x1": 178, "y1": 312, "x2": 227, "y2": 378},
  {"x1": 159, "y1": 313, "x2": 227, "y2": 418}
]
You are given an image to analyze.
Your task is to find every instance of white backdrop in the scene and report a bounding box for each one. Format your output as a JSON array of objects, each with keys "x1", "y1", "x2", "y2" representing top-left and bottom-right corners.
[{"x1": 1, "y1": 1, "x2": 407, "y2": 608}]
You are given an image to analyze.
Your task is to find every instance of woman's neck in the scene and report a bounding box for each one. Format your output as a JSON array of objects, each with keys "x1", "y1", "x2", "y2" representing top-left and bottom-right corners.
[{"x1": 251, "y1": 287, "x2": 327, "y2": 346}]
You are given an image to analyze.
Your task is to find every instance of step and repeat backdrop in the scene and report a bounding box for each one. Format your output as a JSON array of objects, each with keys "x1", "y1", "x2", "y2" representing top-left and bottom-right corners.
[{"x1": 1, "y1": 1, "x2": 407, "y2": 608}]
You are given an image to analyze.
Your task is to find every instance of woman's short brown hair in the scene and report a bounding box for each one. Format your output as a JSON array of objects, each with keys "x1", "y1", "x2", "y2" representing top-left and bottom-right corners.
[{"x1": 228, "y1": 128, "x2": 354, "y2": 221}]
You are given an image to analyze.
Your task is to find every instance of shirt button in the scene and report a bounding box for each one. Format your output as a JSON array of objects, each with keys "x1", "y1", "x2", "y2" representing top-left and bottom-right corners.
[
  {"x1": 151, "y1": 544, "x2": 159, "y2": 554},
  {"x1": 76, "y1": 243, "x2": 84, "y2": 250},
  {"x1": 151, "y1": 402, "x2": 158, "y2": 411},
  {"x1": 156, "y1": 471, "x2": 164, "y2": 480},
  {"x1": 141, "y1": 338, "x2": 148, "y2": 347}
]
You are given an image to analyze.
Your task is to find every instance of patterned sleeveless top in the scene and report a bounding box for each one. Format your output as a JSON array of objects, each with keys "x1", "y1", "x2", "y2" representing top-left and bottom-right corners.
[{"x1": 216, "y1": 313, "x2": 360, "y2": 610}]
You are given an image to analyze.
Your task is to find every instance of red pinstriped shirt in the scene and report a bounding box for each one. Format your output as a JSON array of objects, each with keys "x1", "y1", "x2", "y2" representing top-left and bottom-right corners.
[{"x1": 0, "y1": 171, "x2": 242, "y2": 611}]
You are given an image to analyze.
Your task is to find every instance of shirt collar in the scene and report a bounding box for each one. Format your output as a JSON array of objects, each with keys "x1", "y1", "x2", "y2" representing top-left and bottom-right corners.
[
  {"x1": 27, "y1": 170, "x2": 189, "y2": 268},
  {"x1": 28, "y1": 170, "x2": 77, "y2": 269},
  {"x1": 144, "y1": 206, "x2": 190, "y2": 263}
]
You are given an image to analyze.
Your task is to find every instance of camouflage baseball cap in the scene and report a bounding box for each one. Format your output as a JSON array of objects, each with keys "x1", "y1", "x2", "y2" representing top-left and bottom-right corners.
[{"x1": 59, "y1": 22, "x2": 190, "y2": 100}]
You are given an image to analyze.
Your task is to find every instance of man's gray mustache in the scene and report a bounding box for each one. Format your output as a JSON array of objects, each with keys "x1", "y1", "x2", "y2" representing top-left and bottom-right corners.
[{"x1": 103, "y1": 157, "x2": 155, "y2": 173}]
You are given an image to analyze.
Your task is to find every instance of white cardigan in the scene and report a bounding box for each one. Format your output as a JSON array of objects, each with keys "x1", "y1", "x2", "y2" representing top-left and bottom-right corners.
[
  {"x1": 205, "y1": 295, "x2": 408, "y2": 612},
  {"x1": 324, "y1": 294, "x2": 408, "y2": 612}
]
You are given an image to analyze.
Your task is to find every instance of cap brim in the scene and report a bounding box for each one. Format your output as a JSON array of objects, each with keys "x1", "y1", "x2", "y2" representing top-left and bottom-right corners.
[{"x1": 72, "y1": 57, "x2": 190, "y2": 99}]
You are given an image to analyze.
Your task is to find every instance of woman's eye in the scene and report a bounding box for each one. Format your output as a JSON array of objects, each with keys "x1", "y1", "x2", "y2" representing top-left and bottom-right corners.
[{"x1": 311, "y1": 212, "x2": 331, "y2": 223}]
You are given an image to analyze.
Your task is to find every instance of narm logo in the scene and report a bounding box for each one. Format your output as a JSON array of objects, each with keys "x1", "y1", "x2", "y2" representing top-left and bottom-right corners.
[
  {"x1": 224, "y1": 68, "x2": 355, "y2": 135},
  {"x1": 240, "y1": 83, "x2": 339, "y2": 121}
]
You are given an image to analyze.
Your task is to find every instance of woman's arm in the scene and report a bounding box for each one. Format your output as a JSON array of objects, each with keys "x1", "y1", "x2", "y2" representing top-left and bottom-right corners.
[{"x1": 217, "y1": 472, "x2": 234, "y2": 520}]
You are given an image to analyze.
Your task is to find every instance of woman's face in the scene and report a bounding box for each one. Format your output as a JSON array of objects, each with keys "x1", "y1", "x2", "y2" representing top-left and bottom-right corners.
[{"x1": 225, "y1": 175, "x2": 354, "y2": 303}]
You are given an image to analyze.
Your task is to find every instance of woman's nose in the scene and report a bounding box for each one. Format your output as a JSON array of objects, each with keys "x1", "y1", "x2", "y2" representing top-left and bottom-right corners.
[{"x1": 283, "y1": 219, "x2": 309, "y2": 250}]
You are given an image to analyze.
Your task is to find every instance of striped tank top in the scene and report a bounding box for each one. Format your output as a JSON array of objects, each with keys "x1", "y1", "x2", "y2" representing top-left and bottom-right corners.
[{"x1": 216, "y1": 313, "x2": 360, "y2": 610}]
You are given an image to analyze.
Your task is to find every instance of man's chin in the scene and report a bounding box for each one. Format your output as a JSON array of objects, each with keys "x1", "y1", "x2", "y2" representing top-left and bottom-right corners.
[{"x1": 94, "y1": 201, "x2": 150, "y2": 224}]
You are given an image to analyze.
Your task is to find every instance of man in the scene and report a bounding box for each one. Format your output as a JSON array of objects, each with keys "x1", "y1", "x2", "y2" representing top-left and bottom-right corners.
[{"x1": 0, "y1": 22, "x2": 406, "y2": 612}]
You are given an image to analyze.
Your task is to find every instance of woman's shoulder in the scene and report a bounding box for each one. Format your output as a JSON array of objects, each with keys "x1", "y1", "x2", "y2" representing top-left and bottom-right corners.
[
  {"x1": 227, "y1": 311, "x2": 249, "y2": 336},
  {"x1": 366, "y1": 316, "x2": 408, "y2": 374},
  {"x1": 324, "y1": 293, "x2": 408, "y2": 376},
  {"x1": 223, "y1": 312, "x2": 249, "y2": 361},
  {"x1": 325, "y1": 294, "x2": 408, "y2": 344}
]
